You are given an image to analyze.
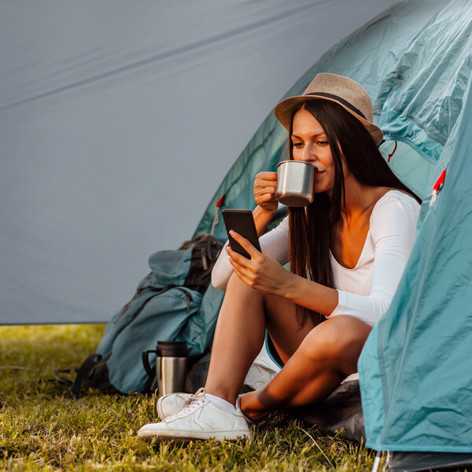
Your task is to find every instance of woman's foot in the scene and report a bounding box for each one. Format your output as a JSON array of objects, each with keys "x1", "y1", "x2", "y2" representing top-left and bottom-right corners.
[
  {"x1": 138, "y1": 388, "x2": 251, "y2": 441},
  {"x1": 157, "y1": 391, "x2": 243, "y2": 421},
  {"x1": 239, "y1": 391, "x2": 272, "y2": 422},
  {"x1": 156, "y1": 392, "x2": 191, "y2": 420}
]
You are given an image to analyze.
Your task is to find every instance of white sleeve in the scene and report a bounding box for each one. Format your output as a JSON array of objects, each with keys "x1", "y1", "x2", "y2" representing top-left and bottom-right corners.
[
  {"x1": 211, "y1": 217, "x2": 290, "y2": 290},
  {"x1": 330, "y1": 195, "x2": 420, "y2": 326}
]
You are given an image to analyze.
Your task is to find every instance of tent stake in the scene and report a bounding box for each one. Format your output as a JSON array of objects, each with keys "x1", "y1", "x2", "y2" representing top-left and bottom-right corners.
[{"x1": 371, "y1": 451, "x2": 383, "y2": 472}]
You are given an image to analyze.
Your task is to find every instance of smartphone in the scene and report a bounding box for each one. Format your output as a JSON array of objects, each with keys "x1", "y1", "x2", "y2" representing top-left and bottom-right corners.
[{"x1": 222, "y1": 209, "x2": 261, "y2": 258}]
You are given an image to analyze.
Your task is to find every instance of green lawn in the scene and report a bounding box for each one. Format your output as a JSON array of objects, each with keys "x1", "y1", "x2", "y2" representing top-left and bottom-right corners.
[{"x1": 1, "y1": 324, "x2": 382, "y2": 471}]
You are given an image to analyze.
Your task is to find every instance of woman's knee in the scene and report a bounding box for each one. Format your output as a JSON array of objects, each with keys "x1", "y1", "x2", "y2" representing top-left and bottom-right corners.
[
  {"x1": 225, "y1": 272, "x2": 262, "y2": 299},
  {"x1": 297, "y1": 316, "x2": 371, "y2": 366}
]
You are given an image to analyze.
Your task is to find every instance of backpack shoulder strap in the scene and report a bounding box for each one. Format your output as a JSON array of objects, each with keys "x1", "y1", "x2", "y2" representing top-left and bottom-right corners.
[{"x1": 69, "y1": 353, "x2": 102, "y2": 398}]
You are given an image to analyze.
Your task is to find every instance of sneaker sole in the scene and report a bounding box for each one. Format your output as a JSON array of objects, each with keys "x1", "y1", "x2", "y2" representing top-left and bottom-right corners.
[{"x1": 138, "y1": 428, "x2": 251, "y2": 441}]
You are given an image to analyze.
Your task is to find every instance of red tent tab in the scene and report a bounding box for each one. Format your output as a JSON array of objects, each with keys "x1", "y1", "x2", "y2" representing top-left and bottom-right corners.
[
  {"x1": 433, "y1": 169, "x2": 446, "y2": 192},
  {"x1": 430, "y1": 169, "x2": 446, "y2": 206},
  {"x1": 216, "y1": 194, "x2": 226, "y2": 208}
]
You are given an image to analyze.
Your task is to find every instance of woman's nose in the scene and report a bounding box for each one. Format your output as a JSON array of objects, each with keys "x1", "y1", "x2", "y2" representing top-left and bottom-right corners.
[{"x1": 300, "y1": 144, "x2": 317, "y2": 163}]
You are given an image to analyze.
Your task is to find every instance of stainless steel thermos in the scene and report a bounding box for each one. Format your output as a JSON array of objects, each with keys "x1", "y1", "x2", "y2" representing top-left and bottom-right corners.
[{"x1": 142, "y1": 341, "x2": 188, "y2": 395}]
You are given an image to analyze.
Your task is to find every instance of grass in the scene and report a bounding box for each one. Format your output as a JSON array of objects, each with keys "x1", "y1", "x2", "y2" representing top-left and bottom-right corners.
[{"x1": 0, "y1": 325, "x2": 388, "y2": 471}]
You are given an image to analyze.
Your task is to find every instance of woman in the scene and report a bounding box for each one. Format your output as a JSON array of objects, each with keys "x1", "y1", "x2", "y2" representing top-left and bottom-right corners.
[{"x1": 138, "y1": 73, "x2": 421, "y2": 441}]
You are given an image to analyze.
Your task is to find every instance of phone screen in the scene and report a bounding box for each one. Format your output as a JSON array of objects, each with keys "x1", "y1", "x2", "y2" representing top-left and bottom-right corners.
[{"x1": 222, "y1": 209, "x2": 261, "y2": 258}]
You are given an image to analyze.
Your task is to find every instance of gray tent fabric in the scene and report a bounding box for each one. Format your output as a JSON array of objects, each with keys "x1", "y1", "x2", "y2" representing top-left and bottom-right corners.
[{"x1": 0, "y1": 0, "x2": 399, "y2": 325}]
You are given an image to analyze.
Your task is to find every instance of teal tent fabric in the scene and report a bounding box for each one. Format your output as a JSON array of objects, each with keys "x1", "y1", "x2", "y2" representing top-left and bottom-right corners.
[
  {"x1": 358, "y1": 0, "x2": 472, "y2": 454},
  {"x1": 194, "y1": 114, "x2": 287, "y2": 240},
  {"x1": 195, "y1": 0, "x2": 449, "y2": 239},
  {"x1": 195, "y1": 0, "x2": 472, "y2": 456}
]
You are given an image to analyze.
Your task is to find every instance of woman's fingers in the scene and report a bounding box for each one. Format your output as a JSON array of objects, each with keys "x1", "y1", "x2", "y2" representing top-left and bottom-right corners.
[
  {"x1": 257, "y1": 192, "x2": 276, "y2": 204},
  {"x1": 254, "y1": 172, "x2": 278, "y2": 210},
  {"x1": 254, "y1": 173, "x2": 277, "y2": 194},
  {"x1": 228, "y1": 231, "x2": 260, "y2": 260},
  {"x1": 227, "y1": 233, "x2": 287, "y2": 296},
  {"x1": 255, "y1": 185, "x2": 277, "y2": 196},
  {"x1": 255, "y1": 171, "x2": 277, "y2": 182}
]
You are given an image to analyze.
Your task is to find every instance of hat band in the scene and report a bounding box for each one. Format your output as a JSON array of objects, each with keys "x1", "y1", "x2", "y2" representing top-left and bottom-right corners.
[{"x1": 305, "y1": 92, "x2": 366, "y2": 120}]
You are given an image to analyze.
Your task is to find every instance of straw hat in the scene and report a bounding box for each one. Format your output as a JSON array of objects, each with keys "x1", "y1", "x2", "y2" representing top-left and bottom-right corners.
[{"x1": 274, "y1": 73, "x2": 383, "y2": 145}]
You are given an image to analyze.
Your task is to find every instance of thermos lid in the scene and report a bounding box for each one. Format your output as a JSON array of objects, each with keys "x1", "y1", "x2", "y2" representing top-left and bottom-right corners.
[{"x1": 156, "y1": 340, "x2": 188, "y2": 357}]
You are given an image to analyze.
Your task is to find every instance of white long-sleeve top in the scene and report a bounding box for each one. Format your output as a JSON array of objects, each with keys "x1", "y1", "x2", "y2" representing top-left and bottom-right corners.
[{"x1": 211, "y1": 190, "x2": 420, "y2": 326}]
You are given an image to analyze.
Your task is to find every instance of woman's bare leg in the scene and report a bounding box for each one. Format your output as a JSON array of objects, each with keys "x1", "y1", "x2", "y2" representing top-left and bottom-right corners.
[
  {"x1": 204, "y1": 274, "x2": 265, "y2": 403},
  {"x1": 241, "y1": 315, "x2": 372, "y2": 420},
  {"x1": 204, "y1": 274, "x2": 315, "y2": 404}
]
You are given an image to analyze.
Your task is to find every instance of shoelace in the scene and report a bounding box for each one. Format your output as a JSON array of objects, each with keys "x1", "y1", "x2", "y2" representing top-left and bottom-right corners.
[{"x1": 166, "y1": 387, "x2": 207, "y2": 420}]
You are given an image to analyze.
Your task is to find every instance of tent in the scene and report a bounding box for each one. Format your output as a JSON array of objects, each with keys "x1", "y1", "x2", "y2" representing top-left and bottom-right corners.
[
  {"x1": 0, "y1": 0, "x2": 399, "y2": 325},
  {"x1": 4, "y1": 0, "x2": 472, "y2": 467},
  {"x1": 356, "y1": 1, "x2": 472, "y2": 470},
  {"x1": 194, "y1": 0, "x2": 472, "y2": 470}
]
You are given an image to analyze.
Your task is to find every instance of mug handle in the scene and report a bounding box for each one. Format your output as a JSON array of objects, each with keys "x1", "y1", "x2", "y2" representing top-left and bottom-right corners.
[{"x1": 142, "y1": 350, "x2": 158, "y2": 378}]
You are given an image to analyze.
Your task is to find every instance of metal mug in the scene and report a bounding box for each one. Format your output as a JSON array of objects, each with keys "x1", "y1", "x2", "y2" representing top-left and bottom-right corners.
[
  {"x1": 142, "y1": 341, "x2": 188, "y2": 395},
  {"x1": 275, "y1": 160, "x2": 317, "y2": 207}
]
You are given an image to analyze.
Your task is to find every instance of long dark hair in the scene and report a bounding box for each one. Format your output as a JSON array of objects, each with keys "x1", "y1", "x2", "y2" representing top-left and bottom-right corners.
[{"x1": 288, "y1": 100, "x2": 420, "y2": 326}]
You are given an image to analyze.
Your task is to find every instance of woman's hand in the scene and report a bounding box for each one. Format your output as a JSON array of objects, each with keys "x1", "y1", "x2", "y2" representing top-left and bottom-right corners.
[
  {"x1": 254, "y1": 172, "x2": 278, "y2": 214},
  {"x1": 227, "y1": 230, "x2": 292, "y2": 296},
  {"x1": 227, "y1": 230, "x2": 339, "y2": 316}
]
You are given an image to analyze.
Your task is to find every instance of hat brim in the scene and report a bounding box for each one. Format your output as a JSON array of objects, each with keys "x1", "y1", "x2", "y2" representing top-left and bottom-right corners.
[{"x1": 274, "y1": 95, "x2": 383, "y2": 146}]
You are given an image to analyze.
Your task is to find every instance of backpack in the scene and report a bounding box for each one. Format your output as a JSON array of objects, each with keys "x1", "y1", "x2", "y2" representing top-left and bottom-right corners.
[{"x1": 68, "y1": 233, "x2": 223, "y2": 397}]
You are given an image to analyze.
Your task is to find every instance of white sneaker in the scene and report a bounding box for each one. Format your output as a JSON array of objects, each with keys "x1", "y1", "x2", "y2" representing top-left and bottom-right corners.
[
  {"x1": 157, "y1": 392, "x2": 251, "y2": 423},
  {"x1": 156, "y1": 392, "x2": 191, "y2": 420},
  {"x1": 138, "y1": 388, "x2": 251, "y2": 441}
]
